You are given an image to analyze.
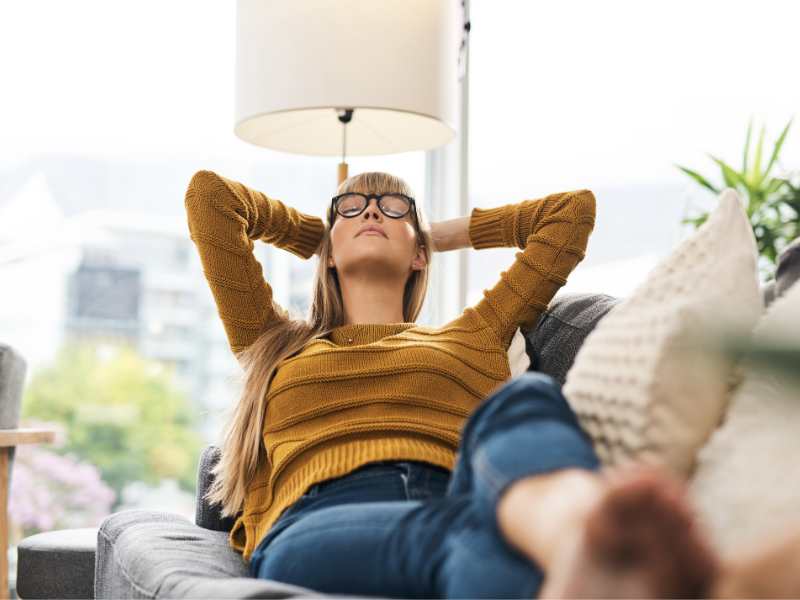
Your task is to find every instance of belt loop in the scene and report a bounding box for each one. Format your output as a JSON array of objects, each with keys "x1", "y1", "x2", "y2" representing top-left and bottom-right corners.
[{"x1": 398, "y1": 462, "x2": 411, "y2": 499}]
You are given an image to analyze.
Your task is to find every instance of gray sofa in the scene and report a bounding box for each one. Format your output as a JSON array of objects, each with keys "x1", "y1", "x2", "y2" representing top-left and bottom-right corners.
[{"x1": 18, "y1": 240, "x2": 800, "y2": 600}]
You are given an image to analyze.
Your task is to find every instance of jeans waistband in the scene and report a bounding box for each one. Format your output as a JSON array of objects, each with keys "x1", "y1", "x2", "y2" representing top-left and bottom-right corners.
[{"x1": 305, "y1": 460, "x2": 451, "y2": 497}]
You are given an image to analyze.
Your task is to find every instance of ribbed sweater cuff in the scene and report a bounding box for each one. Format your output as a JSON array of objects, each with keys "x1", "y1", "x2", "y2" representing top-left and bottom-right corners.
[
  {"x1": 468, "y1": 205, "x2": 513, "y2": 249},
  {"x1": 283, "y1": 214, "x2": 326, "y2": 259}
]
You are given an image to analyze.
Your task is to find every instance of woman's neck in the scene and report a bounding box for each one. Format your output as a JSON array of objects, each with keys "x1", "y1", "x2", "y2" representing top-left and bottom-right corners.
[{"x1": 339, "y1": 274, "x2": 406, "y2": 325}]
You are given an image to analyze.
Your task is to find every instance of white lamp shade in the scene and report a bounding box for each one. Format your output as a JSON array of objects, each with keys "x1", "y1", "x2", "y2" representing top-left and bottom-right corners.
[{"x1": 235, "y1": 0, "x2": 460, "y2": 156}]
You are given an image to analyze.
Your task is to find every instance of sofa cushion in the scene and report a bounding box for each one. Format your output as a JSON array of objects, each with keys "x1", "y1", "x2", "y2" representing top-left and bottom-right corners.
[
  {"x1": 507, "y1": 328, "x2": 530, "y2": 378},
  {"x1": 688, "y1": 272, "x2": 800, "y2": 558},
  {"x1": 561, "y1": 189, "x2": 763, "y2": 477},
  {"x1": 95, "y1": 509, "x2": 330, "y2": 599}
]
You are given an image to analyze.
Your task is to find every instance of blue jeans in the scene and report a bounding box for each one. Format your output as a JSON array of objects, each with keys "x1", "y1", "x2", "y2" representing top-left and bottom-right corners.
[{"x1": 248, "y1": 372, "x2": 601, "y2": 598}]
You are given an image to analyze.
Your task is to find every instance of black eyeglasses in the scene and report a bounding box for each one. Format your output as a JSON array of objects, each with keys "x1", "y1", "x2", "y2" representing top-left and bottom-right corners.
[{"x1": 330, "y1": 193, "x2": 417, "y2": 225}]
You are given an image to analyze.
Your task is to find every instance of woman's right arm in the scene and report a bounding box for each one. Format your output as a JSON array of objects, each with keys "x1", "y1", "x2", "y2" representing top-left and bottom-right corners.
[
  {"x1": 184, "y1": 170, "x2": 326, "y2": 357},
  {"x1": 466, "y1": 190, "x2": 596, "y2": 349}
]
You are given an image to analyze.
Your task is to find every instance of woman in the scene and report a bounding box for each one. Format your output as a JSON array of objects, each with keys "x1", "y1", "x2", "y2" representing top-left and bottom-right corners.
[{"x1": 184, "y1": 169, "x2": 779, "y2": 598}]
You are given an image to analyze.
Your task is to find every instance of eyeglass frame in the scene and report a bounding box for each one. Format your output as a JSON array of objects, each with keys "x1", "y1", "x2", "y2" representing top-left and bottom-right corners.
[{"x1": 329, "y1": 193, "x2": 418, "y2": 228}]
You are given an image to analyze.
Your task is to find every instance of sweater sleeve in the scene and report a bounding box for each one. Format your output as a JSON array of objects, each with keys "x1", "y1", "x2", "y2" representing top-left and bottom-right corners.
[
  {"x1": 184, "y1": 170, "x2": 326, "y2": 357},
  {"x1": 467, "y1": 189, "x2": 596, "y2": 349}
]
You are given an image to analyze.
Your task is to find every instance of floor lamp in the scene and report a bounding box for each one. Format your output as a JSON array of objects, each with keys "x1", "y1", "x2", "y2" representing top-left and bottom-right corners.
[{"x1": 233, "y1": 0, "x2": 462, "y2": 187}]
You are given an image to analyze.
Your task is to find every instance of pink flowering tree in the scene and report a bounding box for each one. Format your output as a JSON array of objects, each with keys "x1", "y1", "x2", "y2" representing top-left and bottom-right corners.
[
  {"x1": 12, "y1": 340, "x2": 204, "y2": 545},
  {"x1": 8, "y1": 422, "x2": 116, "y2": 545},
  {"x1": 20, "y1": 340, "x2": 204, "y2": 502}
]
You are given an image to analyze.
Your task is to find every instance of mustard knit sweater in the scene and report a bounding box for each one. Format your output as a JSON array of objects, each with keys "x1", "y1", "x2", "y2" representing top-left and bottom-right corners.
[{"x1": 184, "y1": 170, "x2": 596, "y2": 562}]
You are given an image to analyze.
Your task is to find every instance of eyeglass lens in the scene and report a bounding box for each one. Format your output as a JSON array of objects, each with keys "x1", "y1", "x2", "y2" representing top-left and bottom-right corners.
[{"x1": 336, "y1": 194, "x2": 411, "y2": 218}]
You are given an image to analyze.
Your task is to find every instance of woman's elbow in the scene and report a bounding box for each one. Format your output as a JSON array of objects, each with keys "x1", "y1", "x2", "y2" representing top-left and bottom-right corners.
[{"x1": 571, "y1": 189, "x2": 596, "y2": 222}]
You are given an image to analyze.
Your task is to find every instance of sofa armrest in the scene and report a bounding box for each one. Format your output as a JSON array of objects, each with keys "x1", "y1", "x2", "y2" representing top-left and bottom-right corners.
[
  {"x1": 16, "y1": 527, "x2": 97, "y2": 599},
  {"x1": 96, "y1": 509, "x2": 326, "y2": 599}
]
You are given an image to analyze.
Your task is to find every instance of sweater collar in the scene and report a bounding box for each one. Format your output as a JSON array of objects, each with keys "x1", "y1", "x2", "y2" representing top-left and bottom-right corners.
[{"x1": 328, "y1": 322, "x2": 417, "y2": 346}]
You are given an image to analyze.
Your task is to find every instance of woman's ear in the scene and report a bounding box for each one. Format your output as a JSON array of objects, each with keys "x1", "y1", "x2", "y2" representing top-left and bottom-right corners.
[{"x1": 411, "y1": 245, "x2": 427, "y2": 271}]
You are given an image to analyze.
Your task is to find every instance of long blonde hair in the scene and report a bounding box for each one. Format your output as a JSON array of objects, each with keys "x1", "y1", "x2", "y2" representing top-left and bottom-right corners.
[{"x1": 204, "y1": 172, "x2": 434, "y2": 519}]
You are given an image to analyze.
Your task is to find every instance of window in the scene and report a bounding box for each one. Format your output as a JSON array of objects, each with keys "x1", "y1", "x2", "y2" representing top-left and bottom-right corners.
[
  {"x1": 466, "y1": 1, "x2": 799, "y2": 303},
  {"x1": 0, "y1": 2, "x2": 431, "y2": 465}
]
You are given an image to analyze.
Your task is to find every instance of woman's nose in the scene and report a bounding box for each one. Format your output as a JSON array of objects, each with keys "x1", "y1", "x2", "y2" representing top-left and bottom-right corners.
[{"x1": 363, "y1": 198, "x2": 382, "y2": 219}]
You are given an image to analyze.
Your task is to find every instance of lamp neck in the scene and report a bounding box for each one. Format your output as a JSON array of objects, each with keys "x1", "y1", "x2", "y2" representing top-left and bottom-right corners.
[{"x1": 337, "y1": 108, "x2": 354, "y2": 185}]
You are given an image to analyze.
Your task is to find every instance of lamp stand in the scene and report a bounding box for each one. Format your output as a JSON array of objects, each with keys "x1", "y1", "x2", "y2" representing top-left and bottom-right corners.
[{"x1": 337, "y1": 108, "x2": 354, "y2": 186}]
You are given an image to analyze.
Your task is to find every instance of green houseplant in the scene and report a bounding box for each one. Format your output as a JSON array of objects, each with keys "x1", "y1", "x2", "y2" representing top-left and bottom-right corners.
[{"x1": 676, "y1": 118, "x2": 798, "y2": 281}]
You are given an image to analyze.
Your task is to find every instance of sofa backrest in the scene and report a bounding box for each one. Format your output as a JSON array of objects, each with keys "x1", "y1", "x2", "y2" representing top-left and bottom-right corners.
[
  {"x1": 195, "y1": 445, "x2": 237, "y2": 532},
  {"x1": 524, "y1": 292, "x2": 622, "y2": 385},
  {"x1": 775, "y1": 237, "x2": 800, "y2": 299}
]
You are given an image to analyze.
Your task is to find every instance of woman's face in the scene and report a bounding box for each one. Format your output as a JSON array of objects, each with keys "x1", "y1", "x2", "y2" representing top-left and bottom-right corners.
[{"x1": 327, "y1": 194, "x2": 426, "y2": 280}]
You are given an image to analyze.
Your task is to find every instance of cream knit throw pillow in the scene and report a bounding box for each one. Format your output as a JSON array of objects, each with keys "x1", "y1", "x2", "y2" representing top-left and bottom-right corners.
[
  {"x1": 562, "y1": 189, "x2": 762, "y2": 478},
  {"x1": 508, "y1": 328, "x2": 530, "y2": 379},
  {"x1": 688, "y1": 278, "x2": 800, "y2": 558}
]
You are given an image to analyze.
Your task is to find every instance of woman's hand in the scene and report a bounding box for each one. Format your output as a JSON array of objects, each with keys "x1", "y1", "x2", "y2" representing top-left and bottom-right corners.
[
  {"x1": 429, "y1": 217, "x2": 471, "y2": 253},
  {"x1": 428, "y1": 222, "x2": 440, "y2": 253}
]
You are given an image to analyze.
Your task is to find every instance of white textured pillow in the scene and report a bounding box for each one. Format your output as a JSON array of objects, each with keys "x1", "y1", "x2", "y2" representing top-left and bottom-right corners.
[
  {"x1": 562, "y1": 189, "x2": 763, "y2": 477},
  {"x1": 688, "y1": 278, "x2": 800, "y2": 558},
  {"x1": 508, "y1": 328, "x2": 530, "y2": 379}
]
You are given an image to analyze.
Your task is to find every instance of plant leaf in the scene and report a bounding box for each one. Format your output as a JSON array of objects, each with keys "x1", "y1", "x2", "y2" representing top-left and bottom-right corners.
[
  {"x1": 709, "y1": 154, "x2": 746, "y2": 189},
  {"x1": 743, "y1": 117, "x2": 753, "y2": 173},
  {"x1": 751, "y1": 124, "x2": 766, "y2": 187},
  {"x1": 766, "y1": 177, "x2": 787, "y2": 195},
  {"x1": 675, "y1": 164, "x2": 719, "y2": 194},
  {"x1": 764, "y1": 117, "x2": 793, "y2": 180}
]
